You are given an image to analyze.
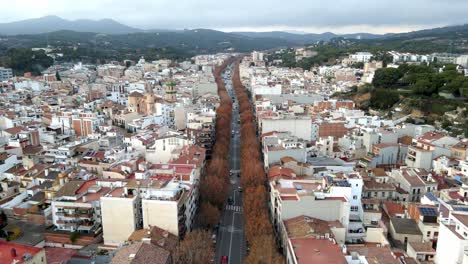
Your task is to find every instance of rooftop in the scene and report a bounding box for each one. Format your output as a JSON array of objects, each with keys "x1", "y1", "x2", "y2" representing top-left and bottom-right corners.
[
  {"x1": 390, "y1": 218, "x2": 422, "y2": 235},
  {"x1": 111, "y1": 241, "x2": 170, "y2": 264},
  {"x1": 0, "y1": 241, "x2": 43, "y2": 264},
  {"x1": 290, "y1": 238, "x2": 347, "y2": 264},
  {"x1": 347, "y1": 244, "x2": 399, "y2": 264}
]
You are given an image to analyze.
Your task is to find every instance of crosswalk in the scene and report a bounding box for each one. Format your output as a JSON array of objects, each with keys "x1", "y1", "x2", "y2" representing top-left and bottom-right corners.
[{"x1": 226, "y1": 205, "x2": 242, "y2": 212}]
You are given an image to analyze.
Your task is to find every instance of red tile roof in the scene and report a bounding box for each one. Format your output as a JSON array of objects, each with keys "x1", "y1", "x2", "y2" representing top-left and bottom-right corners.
[
  {"x1": 268, "y1": 166, "x2": 295, "y2": 179},
  {"x1": 384, "y1": 202, "x2": 405, "y2": 217},
  {"x1": 290, "y1": 238, "x2": 347, "y2": 264},
  {"x1": 0, "y1": 241, "x2": 43, "y2": 264}
]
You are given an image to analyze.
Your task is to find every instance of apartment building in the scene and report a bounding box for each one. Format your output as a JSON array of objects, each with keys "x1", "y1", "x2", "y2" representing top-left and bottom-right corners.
[
  {"x1": 72, "y1": 113, "x2": 103, "y2": 138},
  {"x1": 359, "y1": 143, "x2": 408, "y2": 168},
  {"x1": 48, "y1": 180, "x2": 110, "y2": 247},
  {"x1": 408, "y1": 204, "x2": 439, "y2": 243},
  {"x1": 282, "y1": 216, "x2": 347, "y2": 264},
  {"x1": 101, "y1": 161, "x2": 199, "y2": 246},
  {"x1": 262, "y1": 132, "x2": 307, "y2": 168},
  {"x1": 101, "y1": 187, "x2": 142, "y2": 247},
  {"x1": 349, "y1": 52, "x2": 373, "y2": 63},
  {"x1": 269, "y1": 172, "x2": 365, "y2": 243},
  {"x1": 260, "y1": 116, "x2": 312, "y2": 141},
  {"x1": 0, "y1": 66, "x2": 13, "y2": 81},
  {"x1": 406, "y1": 132, "x2": 459, "y2": 170},
  {"x1": 392, "y1": 168, "x2": 438, "y2": 202}
]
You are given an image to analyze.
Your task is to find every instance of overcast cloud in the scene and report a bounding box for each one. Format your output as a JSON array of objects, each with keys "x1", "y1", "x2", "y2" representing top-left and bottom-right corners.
[{"x1": 1, "y1": 0, "x2": 467, "y2": 33}]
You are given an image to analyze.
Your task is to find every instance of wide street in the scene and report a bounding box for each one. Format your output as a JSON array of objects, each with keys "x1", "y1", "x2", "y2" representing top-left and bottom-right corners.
[{"x1": 215, "y1": 64, "x2": 246, "y2": 264}]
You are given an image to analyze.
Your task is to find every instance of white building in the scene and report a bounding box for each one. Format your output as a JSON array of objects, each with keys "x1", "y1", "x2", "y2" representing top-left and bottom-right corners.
[
  {"x1": 436, "y1": 213, "x2": 468, "y2": 264},
  {"x1": 261, "y1": 116, "x2": 312, "y2": 141},
  {"x1": 349, "y1": 52, "x2": 373, "y2": 63}
]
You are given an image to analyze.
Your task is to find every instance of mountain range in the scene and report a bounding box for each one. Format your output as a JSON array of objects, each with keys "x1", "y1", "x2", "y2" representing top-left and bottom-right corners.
[
  {"x1": 0, "y1": 16, "x2": 467, "y2": 56},
  {"x1": 1, "y1": 15, "x2": 464, "y2": 42},
  {"x1": 0, "y1": 15, "x2": 141, "y2": 35}
]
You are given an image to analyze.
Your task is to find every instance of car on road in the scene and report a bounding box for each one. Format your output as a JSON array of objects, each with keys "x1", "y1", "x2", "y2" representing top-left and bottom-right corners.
[
  {"x1": 221, "y1": 256, "x2": 228, "y2": 264},
  {"x1": 238, "y1": 186, "x2": 243, "y2": 192},
  {"x1": 227, "y1": 197, "x2": 233, "y2": 205}
]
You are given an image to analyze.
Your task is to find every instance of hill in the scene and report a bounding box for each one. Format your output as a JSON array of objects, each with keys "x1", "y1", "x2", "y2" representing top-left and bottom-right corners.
[
  {"x1": 232, "y1": 31, "x2": 382, "y2": 44},
  {"x1": 0, "y1": 15, "x2": 141, "y2": 35}
]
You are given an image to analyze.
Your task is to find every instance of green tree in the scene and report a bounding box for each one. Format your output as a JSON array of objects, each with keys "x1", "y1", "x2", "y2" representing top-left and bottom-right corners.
[
  {"x1": 412, "y1": 79, "x2": 437, "y2": 96},
  {"x1": 55, "y1": 71, "x2": 61, "y2": 81},
  {"x1": 372, "y1": 68, "x2": 403, "y2": 88},
  {"x1": 70, "y1": 231, "x2": 81, "y2": 243}
]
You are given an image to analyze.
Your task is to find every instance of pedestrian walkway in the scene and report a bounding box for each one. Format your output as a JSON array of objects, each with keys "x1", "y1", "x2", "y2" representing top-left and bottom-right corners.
[{"x1": 226, "y1": 205, "x2": 242, "y2": 212}]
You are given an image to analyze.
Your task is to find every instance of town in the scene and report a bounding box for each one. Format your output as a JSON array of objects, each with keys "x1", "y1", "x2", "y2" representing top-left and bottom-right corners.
[{"x1": 1, "y1": 32, "x2": 468, "y2": 264}]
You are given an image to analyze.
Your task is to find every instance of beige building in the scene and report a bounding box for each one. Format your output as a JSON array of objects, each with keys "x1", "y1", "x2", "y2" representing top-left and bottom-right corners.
[{"x1": 101, "y1": 188, "x2": 142, "y2": 246}]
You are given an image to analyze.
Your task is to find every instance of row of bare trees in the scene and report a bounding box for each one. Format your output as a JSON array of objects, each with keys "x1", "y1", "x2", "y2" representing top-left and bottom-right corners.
[
  {"x1": 174, "y1": 58, "x2": 235, "y2": 263},
  {"x1": 232, "y1": 61, "x2": 284, "y2": 264},
  {"x1": 198, "y1": 58, "x2": 237, "y2": 226}
]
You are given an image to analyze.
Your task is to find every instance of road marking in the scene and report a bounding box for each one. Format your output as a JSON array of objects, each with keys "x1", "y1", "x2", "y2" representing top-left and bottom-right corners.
[
  {"x1": 226, "y1": 205, "x2": 242, "y2": 212},
  {"x1": 228, "y1": 212, "x2": 242, "y2": 264}
]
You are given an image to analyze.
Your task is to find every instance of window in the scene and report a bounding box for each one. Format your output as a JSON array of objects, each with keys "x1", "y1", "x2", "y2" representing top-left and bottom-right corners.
[
  {"x1": 427, "y1": 231, "x2": 431, "y2": 237},
  {"x1": 382, "y1": 192, "x2": 386, "y2": 197},
  {"x1": 353, "y1": 195, "x2": 358, "y2": 200},
  {"x1": 351, "y1": 206, "x2": 359, "y2": 212}
]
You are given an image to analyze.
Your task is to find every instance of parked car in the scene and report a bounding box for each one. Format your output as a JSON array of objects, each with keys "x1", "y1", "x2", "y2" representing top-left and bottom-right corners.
[{"x1": 221, "y1": 256, "x2": 228, "y2": 264}]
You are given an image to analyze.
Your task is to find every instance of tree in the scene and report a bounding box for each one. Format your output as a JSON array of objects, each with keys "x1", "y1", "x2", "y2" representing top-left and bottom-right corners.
[
  {"x1": 372, "y1": 68, "x2": 403, "y2": 88},
  {"x1": 244, "y1": 235, "x2": 283, "y2": 264},
  {"x1": 232, "y1": 61, "x2": 285, "y2": 263},
  {"x1": 370, "y1": 89, "x2": 400, "y2": 109},
  {"x1": 172, "y1": 229, "x2": 214, "y2": 264},
  {"x1": 6, "y1": 48, "x2": 53, "y2": 76},
  {"x1": 55, "y1": 71, "x2": 61, "y2": 81},
  {"x1": 198, "y1": 202, "x2": 220, "y2": 228},
  {"x1": 0, "y1": 210, "x2": 7, "y2": 228},
  {"x1": 6, "y1": 225, "x2": 22, "y2": 241},
  {"x1": 70, "y1": 231, "x2": 81, "y2": 244},
  {"x1": 412, "y1": 79, "x2": 437, "y2": 96}
]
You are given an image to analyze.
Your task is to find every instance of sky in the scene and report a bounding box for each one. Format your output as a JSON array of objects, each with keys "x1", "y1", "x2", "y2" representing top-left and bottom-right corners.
[{"x1": 1, "y1": 0, "x2": 468, "y2": 34}]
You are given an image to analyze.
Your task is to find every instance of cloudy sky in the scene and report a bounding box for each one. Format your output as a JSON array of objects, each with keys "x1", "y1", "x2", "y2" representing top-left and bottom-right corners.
[{"x1": 1, "y1": 0, "x2": 468, "y2": 34}]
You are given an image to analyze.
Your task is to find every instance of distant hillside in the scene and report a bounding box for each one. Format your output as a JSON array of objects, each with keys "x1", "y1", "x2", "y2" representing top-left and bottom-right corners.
[
  {"x1": 0, "y1": 29, "x2": 297, "y2": 64},
  {"x1": 232, "y1": 31, "x2": 382, "y2": 45},
  {"x1": 355, "y1": 24, "x2": 468, "y2": 54},
  {"x1": 0, "y1": 15, "x2": 141, "y2": 35}
]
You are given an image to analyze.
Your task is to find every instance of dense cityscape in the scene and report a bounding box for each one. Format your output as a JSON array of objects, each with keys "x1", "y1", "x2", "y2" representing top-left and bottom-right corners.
[{"x1": 1, "y1": 3, "x2": 468, "y2": 264}]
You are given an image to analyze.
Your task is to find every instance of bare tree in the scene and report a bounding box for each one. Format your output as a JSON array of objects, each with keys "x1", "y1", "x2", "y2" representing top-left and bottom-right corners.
[{"x1": 173, "y1": 229, "x2": 214, "y2": 264}]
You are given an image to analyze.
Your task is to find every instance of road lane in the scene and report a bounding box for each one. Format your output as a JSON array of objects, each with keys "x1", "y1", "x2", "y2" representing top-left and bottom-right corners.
[{"x1": 215, "y1": 64, "x2": 245, "y2": 264}]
